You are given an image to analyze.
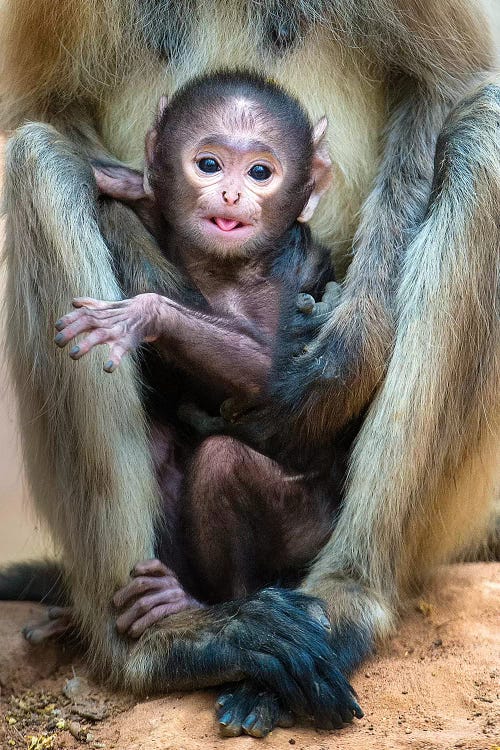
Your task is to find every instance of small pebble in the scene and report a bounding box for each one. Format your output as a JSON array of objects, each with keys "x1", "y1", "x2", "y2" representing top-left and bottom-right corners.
[
  {"x1": 63, "y1": 676, "x2": 83, "y2": 700},
  {"x1": 67, "y1": 720, "x2": 87, "y2": 742}
]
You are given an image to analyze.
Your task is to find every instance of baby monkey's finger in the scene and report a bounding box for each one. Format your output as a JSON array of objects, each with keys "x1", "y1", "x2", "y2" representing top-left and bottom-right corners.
[
  {"x1": 103, "y1": 343, "x2": 131, "y2": 372},
  {"x1": 296, "y1": 293, "x2": 316, "y2": 314},
  {"x1": 72, "y1": 296, "x2": 119, "y2": 309},
  {"x1": 54, "y1": 316, "x2": 97, "y2": 347},
  {"x1": 67, "y1": 328, "x2": 114, "y2": 359},
  {"x1": 55, "y1": 306, "x2": 114, "y2": 333},
  {"x1": 128, "y1": 599, "x2": 199, "y2": 638},
  {"x1": 132, "y1": 559, "x2": 177, "y2": 578},
  {"x1": 113, "y1": 573, "x2": 181, "y2": 608},
  {"x1": 322, "y1": 280, "x2": 342, "y2": 307},
  {"x1": 116, "y1": 589, "x2": 185, "y2": 634}
]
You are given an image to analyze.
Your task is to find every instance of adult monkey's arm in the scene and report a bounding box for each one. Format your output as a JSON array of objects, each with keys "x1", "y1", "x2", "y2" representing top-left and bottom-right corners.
[{"x1": 272, "y1": 1, "x2": 496, "y2": 442}]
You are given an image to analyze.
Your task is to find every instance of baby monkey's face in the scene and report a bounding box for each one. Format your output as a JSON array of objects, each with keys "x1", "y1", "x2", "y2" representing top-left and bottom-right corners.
[
  {"x1": 173, "y1": 131, "x2": 291, "y2": 258},
  {"x1": 150, "y1": 95, "x2": 330, "y2": 258}
]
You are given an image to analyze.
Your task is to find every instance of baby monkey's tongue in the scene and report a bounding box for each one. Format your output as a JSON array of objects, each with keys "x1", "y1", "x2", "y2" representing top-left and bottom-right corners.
[{"x1": 214, "y1": 217, "x2": 240, "y2": 231}]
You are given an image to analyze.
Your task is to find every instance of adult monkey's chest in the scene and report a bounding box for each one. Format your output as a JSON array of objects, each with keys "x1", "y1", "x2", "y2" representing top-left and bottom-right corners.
[{"x1": 101, "y1": 0, "x2": 386, "y2": 266}]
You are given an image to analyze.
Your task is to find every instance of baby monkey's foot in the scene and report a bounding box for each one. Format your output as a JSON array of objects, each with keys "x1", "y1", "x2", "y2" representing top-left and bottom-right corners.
[
  {"x1": 23, "y1": 606, "x2": 74, "y2": 644},
  {"x1": 113, "y1": 559, "x2": 203, "y2": 638}
]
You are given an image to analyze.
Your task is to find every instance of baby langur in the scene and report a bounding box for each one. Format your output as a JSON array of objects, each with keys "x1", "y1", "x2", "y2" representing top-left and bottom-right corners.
[{"x1": 54, "y1": 71, "x2": 341, "y2": 639}]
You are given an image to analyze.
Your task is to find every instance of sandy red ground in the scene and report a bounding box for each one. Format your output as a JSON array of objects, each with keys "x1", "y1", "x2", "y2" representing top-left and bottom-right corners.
[{"x1": 0, "y1": 563, "x2": 498, "y2": 750}]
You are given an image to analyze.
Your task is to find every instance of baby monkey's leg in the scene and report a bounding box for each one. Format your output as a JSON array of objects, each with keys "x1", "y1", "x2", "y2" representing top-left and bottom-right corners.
[{"x1": 113, "y1": 559, "x2": 203, "y2": 639}]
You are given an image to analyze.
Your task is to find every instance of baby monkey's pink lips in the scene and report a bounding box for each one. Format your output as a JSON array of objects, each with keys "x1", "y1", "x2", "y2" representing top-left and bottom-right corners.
[
  {"x1": 213, "y1": 217, "x2": 242, "y2": 231},
  {"x1": 202, "y1": 216, "x2": 255, "y2": 240},
  {"x1": 210, "y1": 216, "x2": 253, "y2": 232}
]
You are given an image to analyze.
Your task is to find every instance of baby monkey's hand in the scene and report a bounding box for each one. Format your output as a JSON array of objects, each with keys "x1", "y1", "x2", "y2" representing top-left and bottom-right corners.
[
  {"x1": 54, "y1": 293, "x2": 163, "y2": 372},
  {"x1": 297, "y1": 280, "x2": 342, "y2": 317}
]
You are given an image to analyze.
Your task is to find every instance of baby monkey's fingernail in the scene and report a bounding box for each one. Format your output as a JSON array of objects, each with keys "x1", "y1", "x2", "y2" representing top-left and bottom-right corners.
[
  {"x1": 104, "y1": 360, "x2": 115, "y2": 372},
  {"x1": 297, "y1": 293, "x2": 315, "y2": 313},
  {"x1": 55, "y1": 319, "x2": 64, "y2": 330},
  {"x1": 69, "y1": 345, "x2": 80, "y2": 357},
  {"x1": 54, "y1": 333, "x2": 65, "y2": 345}
]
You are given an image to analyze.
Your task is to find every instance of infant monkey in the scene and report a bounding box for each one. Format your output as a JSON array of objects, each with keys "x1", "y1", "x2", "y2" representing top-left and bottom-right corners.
[{"x1": 55, "y1": 71, "x2": 341, "y2": 636}]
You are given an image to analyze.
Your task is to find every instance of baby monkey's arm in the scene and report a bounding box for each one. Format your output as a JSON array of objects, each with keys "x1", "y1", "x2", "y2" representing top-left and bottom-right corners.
[{"x1": 54, "y1": 294, "x2": 272, "y2": 395}]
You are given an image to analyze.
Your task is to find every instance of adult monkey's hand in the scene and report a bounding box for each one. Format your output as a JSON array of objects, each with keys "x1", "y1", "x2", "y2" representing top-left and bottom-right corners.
[{"x1": 128, "y1": 588, "x2": 362, "y2": 736}]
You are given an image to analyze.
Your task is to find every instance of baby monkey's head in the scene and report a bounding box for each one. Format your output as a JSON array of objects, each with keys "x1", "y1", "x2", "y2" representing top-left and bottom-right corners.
[{"x1": 146, "y1": 70, "x2": 332, "y2": 258}]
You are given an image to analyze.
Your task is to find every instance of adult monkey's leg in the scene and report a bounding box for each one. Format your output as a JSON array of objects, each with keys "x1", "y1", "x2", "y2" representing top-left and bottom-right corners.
[
  {"x1": 303, "y1": 81, "x2": 500, "y2": 654},
  {"x1": 3, "y1": 122, "x2": 361, "y2": 722},
  {"x1": 3, "y1": 122, "x2": 163, "y2": 679}
]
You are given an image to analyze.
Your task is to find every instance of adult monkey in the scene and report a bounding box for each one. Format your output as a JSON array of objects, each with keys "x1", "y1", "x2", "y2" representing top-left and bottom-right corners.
[{"x1": 1, "y1": 0, "x2": 499, "y2": 738}]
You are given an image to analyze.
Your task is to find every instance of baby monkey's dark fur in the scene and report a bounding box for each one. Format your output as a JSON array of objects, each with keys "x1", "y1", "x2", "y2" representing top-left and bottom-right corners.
[{"x1": 54, "y1": 71, "x2": 353, "y2": 631}]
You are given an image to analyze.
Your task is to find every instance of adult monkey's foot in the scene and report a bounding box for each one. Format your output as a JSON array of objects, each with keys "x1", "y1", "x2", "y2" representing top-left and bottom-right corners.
[{"x1": 216, "y1": 681, "x2": 295, "y2": 737}]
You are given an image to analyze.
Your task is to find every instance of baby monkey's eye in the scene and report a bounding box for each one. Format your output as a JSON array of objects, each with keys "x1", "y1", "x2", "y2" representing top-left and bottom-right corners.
[
  {"x1": 248, "y1": 164, "x2": 272, "y2": 181},
  {"x1": 197, "y1": 157, "x2": 221, "y2": 174}
]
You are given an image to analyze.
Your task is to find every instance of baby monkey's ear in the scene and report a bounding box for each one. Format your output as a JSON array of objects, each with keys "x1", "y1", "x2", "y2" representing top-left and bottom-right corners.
[
  {"x1": 297, "y1": 116, "x2": 333, "y2": 223},
  {"x1": 143, "y1": 96, "x2": 169, "y2": 196},
  {"x1": 144, "y1": 127, "x2": 157, "y2": 197},
  {"x1": 157, "y1": 95, "x2": 169, "y2": 119}
]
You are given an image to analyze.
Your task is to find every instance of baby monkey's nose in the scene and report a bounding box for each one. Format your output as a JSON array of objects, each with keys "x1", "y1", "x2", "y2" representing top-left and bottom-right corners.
[{"x1": 222, "y1": 189, "x2": 241, "y2": 205}]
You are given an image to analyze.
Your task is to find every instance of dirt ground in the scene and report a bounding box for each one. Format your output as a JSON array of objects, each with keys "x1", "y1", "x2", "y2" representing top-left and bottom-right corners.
[{"x1": 0, "y1": 563, "x2": 498, "y2": 750}]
